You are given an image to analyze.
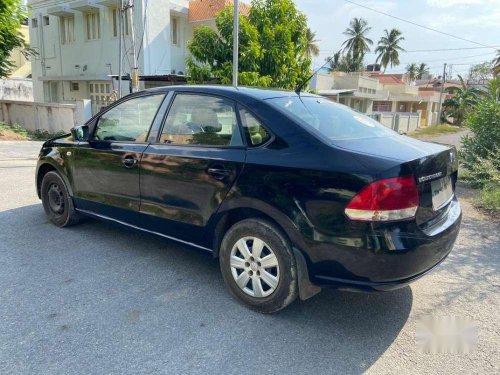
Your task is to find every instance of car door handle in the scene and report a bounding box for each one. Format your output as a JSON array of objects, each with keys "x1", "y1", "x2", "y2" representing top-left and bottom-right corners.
[
  {"x1": 207, "y1": 167, "x2": 231, "y2": 180},
  {"x1": 122, "y1": 156, "x2": 138, "y2": 168}
]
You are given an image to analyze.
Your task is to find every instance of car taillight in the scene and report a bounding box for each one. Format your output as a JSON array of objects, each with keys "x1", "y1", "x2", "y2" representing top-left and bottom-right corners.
[{"x1": 345, "y1": 175, "x2": 419, "y2": 222}]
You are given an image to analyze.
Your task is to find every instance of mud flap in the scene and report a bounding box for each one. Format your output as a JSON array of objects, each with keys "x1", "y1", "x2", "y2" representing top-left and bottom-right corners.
[{"x1": 292, "y1": 247, "x2": 321, "y2": 300}]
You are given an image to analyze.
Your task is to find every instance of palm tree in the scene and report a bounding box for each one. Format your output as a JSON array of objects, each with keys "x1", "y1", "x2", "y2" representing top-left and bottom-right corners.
[
  {"x1": 375, "y1": 29, "x2": 405, "y2": 73},
  {"x1": 416, "y1": 63, "x2": 429, "y2": 79},
  {"x1": 406, "y1": 63, "x2": 418, "y2": 82},
  {"x1": 306, "y1": 28, "x2": 320, "y2": 57},
  {"x1": 341, "y1": 18, "x2": 373, "y2": 69},
  {"x1": 442, "y1": 74, "x2": 483, "y2": 125},
  {"x1": 326, "y1": 51, "x2": 341, "y2": 72},
  {"x1": 493, "y1": 50, "x2": 500, "y2": 77},
  {"x1": 326, "y1": 51, "x2": 361, "y2": 73}
]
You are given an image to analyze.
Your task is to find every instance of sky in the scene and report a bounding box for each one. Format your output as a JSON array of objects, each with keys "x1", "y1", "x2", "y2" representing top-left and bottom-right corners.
[{"x1": 294, "y1": 0, "x2": 500, "y2": 76}]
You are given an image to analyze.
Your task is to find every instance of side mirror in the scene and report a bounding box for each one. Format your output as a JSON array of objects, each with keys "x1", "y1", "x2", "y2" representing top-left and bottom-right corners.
[{"x1": 71, "y1": 125, "x2": 89, "y2": 142}]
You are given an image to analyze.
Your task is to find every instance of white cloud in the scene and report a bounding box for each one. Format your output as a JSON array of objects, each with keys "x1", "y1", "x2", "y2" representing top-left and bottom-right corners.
[{"x1": 427, "y1": 0, "x2": 483, "y2": 8}]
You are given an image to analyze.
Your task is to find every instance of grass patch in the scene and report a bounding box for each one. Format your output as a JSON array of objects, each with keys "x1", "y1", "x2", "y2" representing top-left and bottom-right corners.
[
  {"x1": 477, "y1": 186, "x2": 500, "y2": 213},
  {"x1": 459, "y1": 167, "x2": 500, "y2": 218},
  {"x1": 0, "y1": 123, "x2": 65, "y2": 141},
  {"x1": 408, "y1": 124, "x2": 464, "y2": 138}
]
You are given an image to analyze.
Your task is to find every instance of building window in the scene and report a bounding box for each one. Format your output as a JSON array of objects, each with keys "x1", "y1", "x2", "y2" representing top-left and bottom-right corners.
[
  {"x1": 89, "y1": 82, "x2": 112, "y2": 114},
  {"x1": 112, "y1": 8, "x2": 130, "y2": 37},
  {"x1": 70, "y1": 82, "x2": 79, "y2": 91},
  {"x1": 61, "y1": 16, "x2": 75, "y2": 44},
  {"x1": 43, "y1": 16, "x2": 50, "y2": 26},
  {"x1": 85, "y1": 12, "x2": 100, "y2": 41},
  {"x1": 31, "y1": 18, "x2": 38, "y2": 28},
  {"x1": 373, "y1": 101, "x2": 392, "y2": 112},
  {"x1": 171, "y1": 16, "x2": 179, "y2": 45}
]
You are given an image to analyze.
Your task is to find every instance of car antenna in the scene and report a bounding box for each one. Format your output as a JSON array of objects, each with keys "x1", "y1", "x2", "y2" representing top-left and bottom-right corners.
[{"x1": 295, "y1": 54, "x2": 336, "y2": 95}]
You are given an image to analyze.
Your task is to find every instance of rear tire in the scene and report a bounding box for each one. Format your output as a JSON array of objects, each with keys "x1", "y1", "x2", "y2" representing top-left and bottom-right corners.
[
  {"x1": 219, "y1": 219, "x2": 298, "y2": 313},
  {"x1": 41, "y1": 171, "x2": 80, "y2": 227}
]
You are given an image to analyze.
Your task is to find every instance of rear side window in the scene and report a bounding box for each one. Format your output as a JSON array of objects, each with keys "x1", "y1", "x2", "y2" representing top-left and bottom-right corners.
[
  {"x1": 239, "y1": 107, "x2": 270, "y2": 146},
  {"x1": 268, "y1": 96, "x2": 395, "y2": 141},
  {"x1": 160, "y1": 94, "x2": 242, "y2": 147},
  {"x1": 94, "y1": 94, "x2": 164, "y2": 142}
]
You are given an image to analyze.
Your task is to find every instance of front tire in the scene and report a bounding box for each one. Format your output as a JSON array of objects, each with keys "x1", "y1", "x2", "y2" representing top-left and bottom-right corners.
[
  {"x1": 219, "y1": 219, "x2": 298, "y2": 313},
  {"x1": 41, "y1": 171, "x2": 80, "y2": 227}
]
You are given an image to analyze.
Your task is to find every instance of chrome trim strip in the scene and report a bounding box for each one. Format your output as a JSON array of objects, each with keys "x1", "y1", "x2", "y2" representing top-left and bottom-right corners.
[{"x1": 75, "y1": 208, "x2": 212, "y2": 253}]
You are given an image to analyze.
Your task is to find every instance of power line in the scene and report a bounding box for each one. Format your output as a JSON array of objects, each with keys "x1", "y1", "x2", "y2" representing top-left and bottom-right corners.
[
  {"x1": 398, "y1": 51, "x2": 496, "y2": 65},
  {"x1": 316, "y1": 47, "x2": 499, "y2": 56},
  {"x1": 343, "y1": 0, "x2": 493, "y2": 48},
  {"x1": 404, "y1": 46, "x2": 500, "y2": 53}
]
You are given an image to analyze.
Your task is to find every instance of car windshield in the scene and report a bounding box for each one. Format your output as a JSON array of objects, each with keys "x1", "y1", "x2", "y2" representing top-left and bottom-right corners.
[{"x1": 268, "y1": 96, "x2": 396, "y2": 141}]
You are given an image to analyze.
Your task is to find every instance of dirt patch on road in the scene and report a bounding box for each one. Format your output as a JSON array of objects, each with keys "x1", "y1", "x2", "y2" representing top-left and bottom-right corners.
[{"x1": 0, "y1": 129, "x2": 28, "y2": 141}]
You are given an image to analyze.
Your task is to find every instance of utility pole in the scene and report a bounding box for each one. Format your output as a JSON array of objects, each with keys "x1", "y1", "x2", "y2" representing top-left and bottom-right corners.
[
  {"x1": 126, "y1": 0, "x2": 139, "y2": 92},
  {"x1": 118, "y1": 0, "x2": 123, "y2": 98},
  {"x1": 232, "y1": 0, "x2": 239, "y2": 87},
  {"x1": 437, "y1": 63, "x2": 447, "y2": 126}
]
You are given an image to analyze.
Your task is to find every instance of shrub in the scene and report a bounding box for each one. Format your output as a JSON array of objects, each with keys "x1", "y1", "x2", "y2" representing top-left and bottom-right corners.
[{"x1": 460, "y1": 98, "x2": 500, "y2": 179}]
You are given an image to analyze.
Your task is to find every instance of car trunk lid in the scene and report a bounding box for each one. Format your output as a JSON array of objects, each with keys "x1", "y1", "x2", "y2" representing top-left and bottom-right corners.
[{"x1": 335, "y1": 134, "x2": 458, "y2": 225}]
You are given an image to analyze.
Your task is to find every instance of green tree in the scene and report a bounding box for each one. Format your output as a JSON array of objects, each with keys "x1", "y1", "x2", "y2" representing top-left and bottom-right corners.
[
  {"x1": 406, "y1": 63, "x2": 418, "y2": 81},
  {"x1": 249, "y1": 0, "x2": 311, "y2": 88},
  {"x1": 461, "y1": 83, "x2": 500, "y2": 182},
  {"x1": 468, "y1": 61, "x2": 493, "y2": 83},
  {"x1": 187, "y1": 7, "x2": 269, "y2": 86},
  {"x1": 305, "y1": 28, "x2": 320, "y2": 57},
  {"x1": 416, "y1": 63, "x2": 429, "y2": 79},
  {"x1": 442, "y1": 74, "x2": 483, "y2": 125},
  {"x1": 481, "y1": 77, "x2": 499, "y2": 102},
  {"x1": 187, "y1": 0, "x2": 312, "y2": 90},
  {"x1": 0, "y1": 0, "x2": 33, "y2": 77},
  {"x1": 375, "y1": 29, "x2": 405, "y2": 73},
  {"x1": 341, "y1": 17, "x2": 372, "y2": 70}
]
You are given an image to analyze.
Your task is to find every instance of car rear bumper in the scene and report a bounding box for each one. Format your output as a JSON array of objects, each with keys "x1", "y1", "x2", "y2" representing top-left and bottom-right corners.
[{"x1": 307, "y1": 198, "x2": 461, "y2": 291}]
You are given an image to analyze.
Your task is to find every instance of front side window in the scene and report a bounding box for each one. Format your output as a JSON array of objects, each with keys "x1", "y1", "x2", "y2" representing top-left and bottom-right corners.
[
  {"x1": 85, "y1": 12, "x2": 100, "y2": 40},
  {"x1": 160, "y1": 94, "x2": 241, "y2": 146},
  {"x1": 239, "y1": 107, "x2": 270, "y2": 146},
  {"x1": 95, "y1": 95, "x2": 165, "y2": 142},
  {"x1": 268, "y1": 96, "x2": 395, "y2": 142}
]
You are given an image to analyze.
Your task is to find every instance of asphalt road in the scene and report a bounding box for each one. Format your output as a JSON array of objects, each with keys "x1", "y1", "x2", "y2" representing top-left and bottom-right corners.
[{"x1": 0, "y1": 141, "x2": 498, "y2": 375}]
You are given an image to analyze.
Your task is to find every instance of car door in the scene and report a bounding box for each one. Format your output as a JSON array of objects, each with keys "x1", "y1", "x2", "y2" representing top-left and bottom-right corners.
[
  {"x1": 72, "y1": 93, "x2": 167, "y2": 223},
  {"x1": 139, "y1": 92, "x2": 246, "y2": 245}
]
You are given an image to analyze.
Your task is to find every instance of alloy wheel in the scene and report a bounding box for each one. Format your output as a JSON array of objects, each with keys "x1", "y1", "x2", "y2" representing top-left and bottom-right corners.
[{"x1": 230, "y1": 236, "x2": 280, "y2": 298}]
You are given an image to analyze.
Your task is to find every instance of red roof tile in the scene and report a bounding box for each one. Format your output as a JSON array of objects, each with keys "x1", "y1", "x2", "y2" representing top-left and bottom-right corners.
[
  {"x1": 369, "y1": 74, "x2": 405, "y2": 85},
  {"x1": 188, "y1": 0, "x2": 250, "y2": 22}
]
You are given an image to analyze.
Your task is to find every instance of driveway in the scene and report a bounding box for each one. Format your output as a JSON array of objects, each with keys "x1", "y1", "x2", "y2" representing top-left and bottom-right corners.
[
  {"x1": 0, "y1": 141, "x2": 498, "y2": 374},
  {"x1": 413, "y1": 129, "x2": 470, "y2": 149}
]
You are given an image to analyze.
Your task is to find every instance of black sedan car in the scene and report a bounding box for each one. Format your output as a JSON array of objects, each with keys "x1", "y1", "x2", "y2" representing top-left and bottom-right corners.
[{"x1": 36, "y1": 86, "x2": 461, "y2": 313}]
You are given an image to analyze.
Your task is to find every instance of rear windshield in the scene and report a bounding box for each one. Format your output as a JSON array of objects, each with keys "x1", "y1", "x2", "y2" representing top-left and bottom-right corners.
[{"x1": 268, "y1": 96, "x2": 396, "y2": 141}]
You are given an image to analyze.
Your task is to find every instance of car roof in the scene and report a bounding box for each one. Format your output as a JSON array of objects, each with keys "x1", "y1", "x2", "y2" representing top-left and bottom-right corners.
[{"x1": 142, "y1": 85, "x2": 318, "y2": 101}]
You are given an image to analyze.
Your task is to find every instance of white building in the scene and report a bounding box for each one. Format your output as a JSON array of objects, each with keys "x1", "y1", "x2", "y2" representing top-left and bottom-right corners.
[{"x1": 27, "y1": 0, "x2": 195, "y2": 108}]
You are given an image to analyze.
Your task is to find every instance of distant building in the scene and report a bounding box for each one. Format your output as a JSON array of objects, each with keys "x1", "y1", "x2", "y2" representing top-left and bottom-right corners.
[
  {"x1": 8, "y1": 23, "x2": 32, "y2": 78},
  {"x1": 365, "y1": 63, "x2": 381, "y2": 72},
  {"x1": 311, "y1": 71, "x2": 445, "y2": 126},
  {"x1": 27, "y1": 0, "x2": 247, "y2": 112}
]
